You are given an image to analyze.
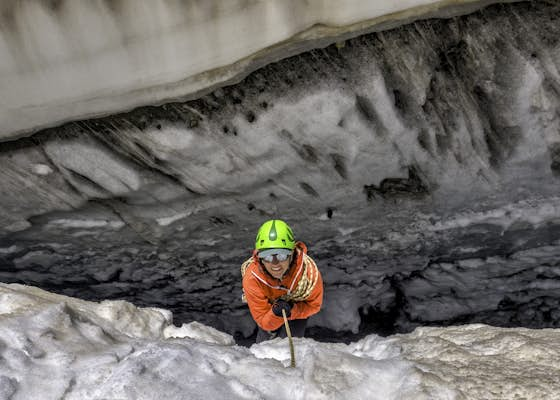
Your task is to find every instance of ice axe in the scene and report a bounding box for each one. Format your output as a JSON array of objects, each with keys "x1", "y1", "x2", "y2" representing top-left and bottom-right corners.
[{"x1": 282, "y1": 309, "x2": 296, "y2": 368}]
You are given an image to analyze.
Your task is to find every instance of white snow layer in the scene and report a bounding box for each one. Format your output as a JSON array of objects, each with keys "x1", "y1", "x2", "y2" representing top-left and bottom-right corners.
[
  {"x1": 0, "y1": 0, "x2": 513, "y2": 139},
  {"x1": 1, "y1": 283, "x2": 558, "y2": 400}
]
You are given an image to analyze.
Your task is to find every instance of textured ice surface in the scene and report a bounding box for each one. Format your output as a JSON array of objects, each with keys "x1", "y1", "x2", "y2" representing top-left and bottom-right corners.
[
  {"x1": 0, "y1": 0, "x2": 517, "y2": 138},
  {"x1": 1, "y1": 1, "x2": 559, "y2": 341}
]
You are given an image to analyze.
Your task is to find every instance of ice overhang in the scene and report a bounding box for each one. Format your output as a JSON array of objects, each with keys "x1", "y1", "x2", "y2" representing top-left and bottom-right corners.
[{"x1": 0, "y1": 0, "x2": 521, "y2": 141}]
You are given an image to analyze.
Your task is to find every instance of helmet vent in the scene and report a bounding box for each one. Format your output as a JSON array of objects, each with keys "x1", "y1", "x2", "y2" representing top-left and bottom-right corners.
[{"x1": 268, "y1": 220, "x2": 278, "y2": 241}]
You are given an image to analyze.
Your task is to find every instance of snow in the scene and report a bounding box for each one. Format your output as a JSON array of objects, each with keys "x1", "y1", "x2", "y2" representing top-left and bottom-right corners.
[
  {"x1": 429, "y1": 197, "x2": 560, "y2": 232},
  {"x1": 0, "y1": 246, "x2": 18, "y2": 254},
  {"x1": 46, "y1": 219, "x2": 125, "y2": 230},
  {"x1": 1, "y1": 282, "x2": 558, "y2": 400},
  {"x1": 31, "y1": 164, "x2": 53, "y2": 176},
  {"x1": 43, "y1": 138, "x2": 143, "y2": 197},
  {"x1": 0, "y1": 0, "x2": 510, "y2": 139}
]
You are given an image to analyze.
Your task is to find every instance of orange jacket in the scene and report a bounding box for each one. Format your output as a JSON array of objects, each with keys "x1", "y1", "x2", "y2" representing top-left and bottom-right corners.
[{"x1": 242, "y1": 242, "x2": 323, "y2": 332}]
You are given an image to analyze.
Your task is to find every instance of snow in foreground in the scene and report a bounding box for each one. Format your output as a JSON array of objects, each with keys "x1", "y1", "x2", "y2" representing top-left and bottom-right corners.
[{"x1": 0, "y1": 283, "x2": 558, "y2": 400}]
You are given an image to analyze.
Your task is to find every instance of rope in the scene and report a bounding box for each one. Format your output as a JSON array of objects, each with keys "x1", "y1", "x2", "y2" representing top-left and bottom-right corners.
[
  {"x1": 240, "y1": 258, "x2": 252, "y2": 278},
  {"x1": 282, "y1": 309, "x2": 296, "y2": 368},
  {"x1": 240, "y1": 258, "x2": 253, "y2": 303},
  {"x1": 240, "y1": 254, "x2": 319, "y2": 303},
  {"x1": 282, "y1": 255, "x2": 319, "y2": 302}
]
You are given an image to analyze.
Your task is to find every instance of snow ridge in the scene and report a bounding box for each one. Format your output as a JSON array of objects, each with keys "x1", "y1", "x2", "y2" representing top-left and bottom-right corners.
[{"x1": 1, "y1": 282, "x2": 559, "y2": 399}]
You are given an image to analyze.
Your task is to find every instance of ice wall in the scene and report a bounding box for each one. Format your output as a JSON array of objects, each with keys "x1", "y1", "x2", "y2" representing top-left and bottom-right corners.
[
  {"x1": 1, "y1": 1, "x2": 560, "y2": 340},
  {"x1": 0, "y1": 0, "x2": 518, "y2": 139}
]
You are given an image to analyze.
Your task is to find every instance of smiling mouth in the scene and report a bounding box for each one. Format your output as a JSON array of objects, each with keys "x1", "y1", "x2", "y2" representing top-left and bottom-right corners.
[{"x1": 268, "y1": 265, "x2": 285, "y2": 275}]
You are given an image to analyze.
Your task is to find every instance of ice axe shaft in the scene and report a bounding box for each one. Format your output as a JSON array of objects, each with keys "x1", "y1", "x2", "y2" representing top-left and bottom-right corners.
[{"x1": 282, "y1": 309, "x2": 296, "y2": 368}]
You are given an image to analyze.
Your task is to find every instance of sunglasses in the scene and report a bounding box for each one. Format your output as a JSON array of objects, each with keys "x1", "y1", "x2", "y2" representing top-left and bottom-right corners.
[{"x1": 259, "y1": 252, "x2": 291, "y2": 263}]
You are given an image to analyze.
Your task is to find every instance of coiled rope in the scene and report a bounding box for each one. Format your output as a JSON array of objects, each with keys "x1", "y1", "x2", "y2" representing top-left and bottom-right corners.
[{"x1": 284, "y1": 255, "x2": 319, "y2": 302}]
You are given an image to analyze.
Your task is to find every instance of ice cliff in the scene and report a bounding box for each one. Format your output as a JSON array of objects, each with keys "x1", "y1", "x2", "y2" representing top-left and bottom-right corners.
[
  {"x1": 1, "y1": 0, "x2": 559, "y2": 341},
  {"x1": 1, "y1": 0, "x2": 520, "y2": 139}
]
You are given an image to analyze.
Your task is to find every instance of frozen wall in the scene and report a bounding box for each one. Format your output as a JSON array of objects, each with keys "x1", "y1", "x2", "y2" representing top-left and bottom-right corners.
[
  {"x1": 1, "y1": 1, "x2": 560, "y2": 340},
  {"x1": 0, "y1": 0, "x2": 518, "y2": 139}
]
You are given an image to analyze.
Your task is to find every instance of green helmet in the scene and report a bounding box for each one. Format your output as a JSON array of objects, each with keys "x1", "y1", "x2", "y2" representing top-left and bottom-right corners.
[{"x1": 255, "y1": 219, "x2": 296, "y2": 251}]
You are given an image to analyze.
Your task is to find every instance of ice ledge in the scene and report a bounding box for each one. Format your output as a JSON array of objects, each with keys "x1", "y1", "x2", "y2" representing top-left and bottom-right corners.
[{"x1": 0, "y1": 0, "x2": 519, "y2": 141}]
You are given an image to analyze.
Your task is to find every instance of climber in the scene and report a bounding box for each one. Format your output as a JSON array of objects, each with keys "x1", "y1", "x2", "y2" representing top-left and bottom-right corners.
[{"x1": 241, "y1": 219, "x2": 323, "y2": 343}]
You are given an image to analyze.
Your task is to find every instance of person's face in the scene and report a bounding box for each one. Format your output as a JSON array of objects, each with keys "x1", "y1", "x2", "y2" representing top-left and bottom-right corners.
[{"x1": 261, "y1": 253, "x2": 292, "y2": 279}]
